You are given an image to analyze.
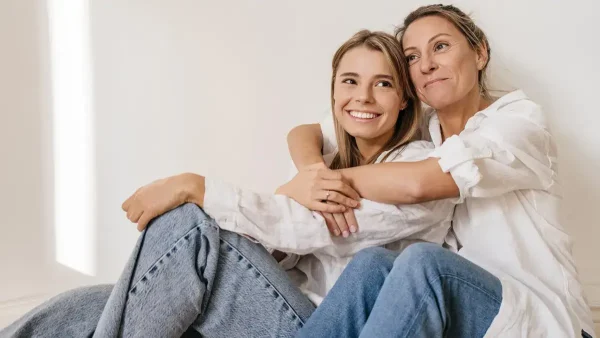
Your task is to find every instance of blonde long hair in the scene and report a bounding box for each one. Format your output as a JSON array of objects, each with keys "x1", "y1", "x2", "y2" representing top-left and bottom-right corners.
[{"x1": 329, "y1": 30, "x2": 422, "y2": 170}]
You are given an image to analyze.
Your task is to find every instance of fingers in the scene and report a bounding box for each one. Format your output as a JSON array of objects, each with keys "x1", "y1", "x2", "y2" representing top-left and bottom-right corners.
[
  {"x1": 122, "y1": 187, "x2": 142, "y2": 211},
  {"x1": 319, "y1": 212, "x2": 341, "y2": 237},
  {"x1": 318, "y1": 189, "x2": 359, "y2": 208},
  {"x1": 122, "y1": 195, "x2": 133, "y2": 211},
  {"x1": 137, "y1": 211, "x2": 155, "y2": 232},
  {"x1": 343, "y1": 208, "x2": 358, "y2": 234},
  {"x1": 127, "y1": 208, "x2": 143, "y2": 223},
  {"x1": 321, "y1": 180, "x2": 361, "y2": 201},
  {"x1": 309, "y1": 200, "x2": 346, "y2": 213},
  {"x1": 332, "y1": 212, "x2": 350, "y2": 237}
]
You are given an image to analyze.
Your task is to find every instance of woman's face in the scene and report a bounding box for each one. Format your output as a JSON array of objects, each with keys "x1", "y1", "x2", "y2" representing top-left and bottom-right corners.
[
  {"x1": 402, "y1": 15, "x2": 487, "y2": 110},
  {"x1": 333, "y1": 46, "x2": 405, "y2": 143}
]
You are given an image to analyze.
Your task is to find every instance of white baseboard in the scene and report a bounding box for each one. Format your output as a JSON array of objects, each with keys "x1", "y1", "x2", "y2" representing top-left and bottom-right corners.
[{"x1": 0, "y1": 294, "x2": 51, "y2": 329}]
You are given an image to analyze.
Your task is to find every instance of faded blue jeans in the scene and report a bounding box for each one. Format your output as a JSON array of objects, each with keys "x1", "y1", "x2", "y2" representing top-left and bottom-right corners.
[
  {"x1": 1, "y1": 203, "x2": 315, "y2": 337},
  {"x1": 297, "y1": 243, "x2": 503, "y2": 338}
]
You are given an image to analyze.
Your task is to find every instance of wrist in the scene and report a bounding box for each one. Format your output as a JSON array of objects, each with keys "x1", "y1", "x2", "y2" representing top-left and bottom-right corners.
[
  {"x1": 181, "y1": 173, "x2": 206, "y2": 207},
  {"x1": 300, "y1": 160, "x2": 327, "y2": 171},
  {"x1": 338, "y1": 168, "x2": 355, "y2": 187}
]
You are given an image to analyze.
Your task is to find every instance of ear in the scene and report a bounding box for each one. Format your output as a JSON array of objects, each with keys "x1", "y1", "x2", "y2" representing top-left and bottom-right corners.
[
  {"x1": 475, "y1": 43, "x2": 489, "y2": 70},
  {"x1": 400, "y1": 99, "x2": 408, "y2": 111}
]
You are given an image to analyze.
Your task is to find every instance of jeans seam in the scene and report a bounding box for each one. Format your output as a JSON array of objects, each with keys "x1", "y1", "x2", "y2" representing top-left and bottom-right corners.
[
  {"x1": 439, "y1": 273, "x2": 503, "y2": 304},
  {"x1": 128, "y1": 220, "x2": 211, "y2": 294},
  {"x1": 403, "y1": 273, "x2": 502, "y2": 337},
  {"x1": 218, "y1": 236, "x2": 305, "y2": 325}
]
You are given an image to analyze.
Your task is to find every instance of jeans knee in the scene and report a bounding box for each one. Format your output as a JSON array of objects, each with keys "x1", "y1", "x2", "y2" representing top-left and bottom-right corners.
[
  {"x1": 394, "y1": 242, "x2": 445, "y2": 272},
  {"x1": 146, "y1": 203, "x2": 211, "y2": 233},
  {"x1": 349, "y1": 247, "x2": 397, "y2": 274},
  {"x1": 165, "y1": 203, "x2": 210, "y2": 226},
  {"x1": 141, "y1": 203, "x2": 216, "y2": 254}
]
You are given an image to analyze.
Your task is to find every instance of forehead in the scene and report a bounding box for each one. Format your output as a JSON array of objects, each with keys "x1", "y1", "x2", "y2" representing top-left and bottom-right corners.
[
  {"x1": 402, "y1": 15, "x2": 463, "y2": 48},
  {"x1": 337, "y1": 46, "x2": 393, "y2": 76}
]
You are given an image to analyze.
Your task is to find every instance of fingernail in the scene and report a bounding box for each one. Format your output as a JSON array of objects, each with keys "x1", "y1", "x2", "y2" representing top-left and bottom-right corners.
[
  {"x1": 343, "y1": 231, "x2": 349, "y2": 238},
  {"x1": 334, "y1": 229, "x2": 341, "y2": 236},
  {"x1": 352, "y1": 201, "x2": 359, "y2": 207},
  {"x1": 349, "y1": 226, "x2": 357, "y2": 233}
]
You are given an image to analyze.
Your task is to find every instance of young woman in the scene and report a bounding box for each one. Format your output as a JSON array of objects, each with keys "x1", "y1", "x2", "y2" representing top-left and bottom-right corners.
[
  {"x1": 284, "y1": 5, "x2": 594, "y2": 338},
  {"x1": 1, "y1": 31, "x2": 453, "y2": 338}
]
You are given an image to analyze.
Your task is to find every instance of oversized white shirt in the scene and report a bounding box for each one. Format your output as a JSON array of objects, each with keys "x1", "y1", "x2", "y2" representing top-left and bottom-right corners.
[
  {"x1": 203, "y1": 141, "x2": 454, "y2": 305},
  {"x1": 321, "y1": 90, "x2": 594, "y2": 337}
]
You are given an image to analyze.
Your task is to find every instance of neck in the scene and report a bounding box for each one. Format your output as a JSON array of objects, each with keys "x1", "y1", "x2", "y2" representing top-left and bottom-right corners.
[
  {"x1": 355, "y1": 128, "x2": 394, "y2": 164},
  {"x1": 436, "y1": 86, "x2": 491, "y2": 141}
]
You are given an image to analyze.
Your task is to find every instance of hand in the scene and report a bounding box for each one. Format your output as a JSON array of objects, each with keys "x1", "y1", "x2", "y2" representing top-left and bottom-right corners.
[
  {"x1": 276, "y1": 163, "x2": 360, "y2": 214},
  {"x1": 122, "y1": 173, "x2": 205, "y2": 231},
  {"x1": 319, "y1": 201, "x2": 359, "y2": 237}
]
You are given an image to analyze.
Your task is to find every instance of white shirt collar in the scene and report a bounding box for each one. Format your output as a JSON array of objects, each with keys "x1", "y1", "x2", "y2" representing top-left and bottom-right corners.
[{"x1": 427, "y1": 90, "x2": 527, "y2": 148}]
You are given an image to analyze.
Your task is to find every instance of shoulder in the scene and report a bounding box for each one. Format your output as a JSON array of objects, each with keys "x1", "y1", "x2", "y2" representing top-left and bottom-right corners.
[{"x1": 482, "y1": 90, "x2": 548, "y2": 130}]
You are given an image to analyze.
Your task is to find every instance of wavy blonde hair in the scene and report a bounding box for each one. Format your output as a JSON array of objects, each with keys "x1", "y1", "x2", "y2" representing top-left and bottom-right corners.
[{"x1": 330, "y1": 30, "x2": 422, "y2": 170}]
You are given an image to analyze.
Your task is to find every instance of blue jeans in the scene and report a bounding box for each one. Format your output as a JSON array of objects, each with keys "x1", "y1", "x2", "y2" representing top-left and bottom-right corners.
[
  {"x1": 297, "y1": 243, "x2": 503, "y2": 338},
  {"x1": 1, "y1": 204, "x2": 315, "y2": 337}
]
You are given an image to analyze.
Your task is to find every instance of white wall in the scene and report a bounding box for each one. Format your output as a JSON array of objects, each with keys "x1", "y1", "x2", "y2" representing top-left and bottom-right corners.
[
  {"x1": 2, "y1": 0, "x2": 599, "y2": 329},
  {"x1": 0, "y1": 1, "x2": 49, "y2": 301}
]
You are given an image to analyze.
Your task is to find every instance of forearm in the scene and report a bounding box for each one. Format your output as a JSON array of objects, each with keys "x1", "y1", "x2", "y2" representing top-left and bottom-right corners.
[
  {"x1": 287, "y1": 123, "x2": 325, "y2": 169},
  {"x1": 203, "y1": 177, "x2": 334, "y2": 255},
  {"x1": 340, "y1": 158, "x2": 458, "y2": 205}
]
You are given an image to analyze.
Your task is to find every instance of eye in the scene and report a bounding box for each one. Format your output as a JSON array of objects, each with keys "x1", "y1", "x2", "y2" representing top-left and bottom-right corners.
[
  {"x1": 342, "y1": 78, "x2": 356, "y2": 85},
  {"x1": 376, "y1": 81, "x2": 393, "y2": 88},
  {"x1": 406, "y1": 54, "x2": 419, "y2": 65},
  {"x1": 434, "y1": 42, "x2": 449, "y2": 52}
]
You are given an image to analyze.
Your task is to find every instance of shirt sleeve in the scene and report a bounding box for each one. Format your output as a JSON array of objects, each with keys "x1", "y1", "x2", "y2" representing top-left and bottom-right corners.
[
  {"x1": 428, "y1": 100, "x2": 557, "y2": 203},
  {"x1": 319, "y1": 112, "x2": 338, "y2": 156},
  {"x1": 203, "y1": 141, "x2": 453, "y2": 258}
]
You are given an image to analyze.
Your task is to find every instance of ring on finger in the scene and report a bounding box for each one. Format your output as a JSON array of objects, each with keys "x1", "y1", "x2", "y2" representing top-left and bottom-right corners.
[{"x1": 325, "y1": 190, "x2": 331, "y2": 201}]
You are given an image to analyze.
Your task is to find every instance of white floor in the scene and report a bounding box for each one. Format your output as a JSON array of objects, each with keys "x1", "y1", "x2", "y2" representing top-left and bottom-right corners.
[
  {"x1": 0, "y1": 295, "x2": 51, "y2": 330},
  {"x1": 2, "y1": 296, "x2": 599, "y2": 336}
]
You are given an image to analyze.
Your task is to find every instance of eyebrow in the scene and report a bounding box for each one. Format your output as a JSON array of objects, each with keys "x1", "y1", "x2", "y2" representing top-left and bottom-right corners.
[
  {"x1": 403, "y1": 33, "x2": 452, "y2": 52},
  {"x1": 339, "y1": 72, "x2": 393, "y2": 80}
]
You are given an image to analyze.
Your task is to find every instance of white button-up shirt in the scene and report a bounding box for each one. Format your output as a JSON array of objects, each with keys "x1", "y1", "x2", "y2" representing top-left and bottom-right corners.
[
  {"x1": 321, "y1": 90, "x2": 592, "y2": 337},
  {"x1": 204, "y1": 140, "x2": 454, "y2": 305}
]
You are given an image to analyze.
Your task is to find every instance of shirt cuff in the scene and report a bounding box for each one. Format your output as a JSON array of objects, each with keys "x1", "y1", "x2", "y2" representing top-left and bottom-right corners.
[
  {"x1": 203, "y1": 177, "x2": 240, "y2": 232},
  {"x1": 428, "y1": 135, "x2": 490, "y2": 203}
]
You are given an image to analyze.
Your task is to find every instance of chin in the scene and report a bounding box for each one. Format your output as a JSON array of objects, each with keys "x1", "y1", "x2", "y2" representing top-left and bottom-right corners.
[
  {"x1": 422, "y1": 95, "x2": 455, "y2": 110},
  {"x1": 345, "y1": 129, "x2": 374, "y2": 140}
]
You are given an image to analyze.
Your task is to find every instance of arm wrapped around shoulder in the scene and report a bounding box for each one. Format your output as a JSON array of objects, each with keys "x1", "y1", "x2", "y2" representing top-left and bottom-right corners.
[{"x1": 429, "y1": 100, "x2": 558, "y2": 203}]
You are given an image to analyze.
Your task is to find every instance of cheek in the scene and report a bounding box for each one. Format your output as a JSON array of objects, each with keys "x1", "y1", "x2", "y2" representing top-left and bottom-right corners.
[
  {"x1": 453, "y1": 52, "x2": 480, "y2": 89},
  {"x1": 333, "y1": 89, "x2": 350, "y2": 115},
  {"x1": 409, "y1": 66, "x2": 423, "y2": 88},
  {"x1": 378, "y1": 94, "x2": 403, "y2": 118}
]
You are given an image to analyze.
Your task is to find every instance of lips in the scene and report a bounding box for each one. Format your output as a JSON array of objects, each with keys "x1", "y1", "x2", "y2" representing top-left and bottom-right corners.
[
  {"x1": 424, "y1": 78, "x2": 448, "y2": 88},
  {"x1": 346, "y1": 110, "x2": 381, "y2": 121}
]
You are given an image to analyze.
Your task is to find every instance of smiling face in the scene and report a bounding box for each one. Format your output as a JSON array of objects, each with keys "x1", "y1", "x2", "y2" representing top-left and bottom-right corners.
[
  {"x1": 402, "y1": 15, "x2": 488, "y2": 110},
  {"x1": 333, "y1": 45, "x2": 405, "y2": 145}
]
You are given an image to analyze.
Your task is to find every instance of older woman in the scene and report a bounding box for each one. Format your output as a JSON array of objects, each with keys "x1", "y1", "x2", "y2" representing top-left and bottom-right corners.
[{"x1": 286, "y1": 4, "x2": 594, "y2": 338}]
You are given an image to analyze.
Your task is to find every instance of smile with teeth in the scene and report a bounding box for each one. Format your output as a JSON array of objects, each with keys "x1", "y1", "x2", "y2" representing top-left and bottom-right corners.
[{"x1": 347, "y1": 111, "x2": 380, "y2": 120}]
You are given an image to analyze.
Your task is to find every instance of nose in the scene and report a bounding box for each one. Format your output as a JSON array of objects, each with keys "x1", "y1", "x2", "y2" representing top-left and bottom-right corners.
[
  {"x1": 355, "y1": 83, "x2": 374, "y2": 103},
  {"x1": 419, "y1": 52, "x2": 438, "y2": 74}
]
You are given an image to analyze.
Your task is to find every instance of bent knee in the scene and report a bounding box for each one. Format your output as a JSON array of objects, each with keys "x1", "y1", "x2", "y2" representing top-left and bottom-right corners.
[
  {"x1": 349, "y1": 247, "x2": 397, "y2": 272},
  {"x1": 146, "y1": 203, "x2": 213, "y2": 236},
  {"x1": 394, "y1": 242, "x2": 446, "y2": 268}
]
